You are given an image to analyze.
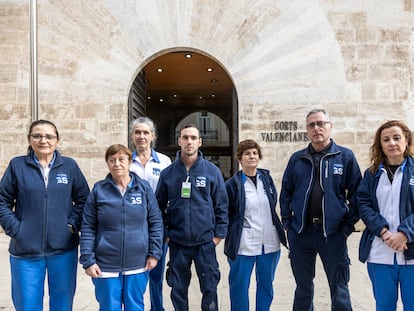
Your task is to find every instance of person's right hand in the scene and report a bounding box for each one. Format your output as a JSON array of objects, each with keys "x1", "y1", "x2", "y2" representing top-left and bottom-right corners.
[
  {"x1": 384, "y1": 231, "x2": 408, "y2": 252},
  {"x1": 85, "y1": 263, "x2": 102, "y2": 278}
]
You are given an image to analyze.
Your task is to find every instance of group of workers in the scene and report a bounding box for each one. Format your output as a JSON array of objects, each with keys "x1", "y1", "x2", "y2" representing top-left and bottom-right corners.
[{"x1": 0, "y1": 108, "x2": 413, "y2": 311}]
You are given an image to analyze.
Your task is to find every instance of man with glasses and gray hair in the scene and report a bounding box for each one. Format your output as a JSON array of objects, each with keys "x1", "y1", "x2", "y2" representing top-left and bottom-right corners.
[{"x1": 280, "y1": 109, "x2": 362, "y2": 311}]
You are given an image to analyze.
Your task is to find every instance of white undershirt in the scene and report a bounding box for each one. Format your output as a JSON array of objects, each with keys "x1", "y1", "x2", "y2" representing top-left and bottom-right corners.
[
  {"x1": 97, "y1": 268, "x2": 146, "y2": 278},
  {"x1": 237, "y1": 175, "x2": 280, "y2": 256},
  {"x1": 367, "y1": 167, "x2": 414, "y2": 265}
]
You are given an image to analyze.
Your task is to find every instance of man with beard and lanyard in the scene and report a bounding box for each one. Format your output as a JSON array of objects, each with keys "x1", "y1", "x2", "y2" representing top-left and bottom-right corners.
[
  {"x1": 129, "y1": 117, "x2": 171, "y2": 311},
  {"x1": 156, "y1": 124, "x2": 228, "y2": 311}
]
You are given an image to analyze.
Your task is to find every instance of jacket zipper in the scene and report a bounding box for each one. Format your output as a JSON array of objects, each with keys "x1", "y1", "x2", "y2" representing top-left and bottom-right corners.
[
  {"x1": 121, "y1": 195, "x2": 126, "y2": 270},
  {"x1": 300, "y1": 156, "x2": 314, "y2": 233}
]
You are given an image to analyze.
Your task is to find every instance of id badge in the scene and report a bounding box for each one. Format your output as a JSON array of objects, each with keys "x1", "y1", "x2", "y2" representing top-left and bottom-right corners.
[{"x1": 181, "y1": 181, "x2": 191, "y2": 198}]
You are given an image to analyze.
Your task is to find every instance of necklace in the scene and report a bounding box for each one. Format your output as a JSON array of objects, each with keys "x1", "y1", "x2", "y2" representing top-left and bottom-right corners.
[{"x1": 385, "y1": 165, "x2": 398, "y2": 183}]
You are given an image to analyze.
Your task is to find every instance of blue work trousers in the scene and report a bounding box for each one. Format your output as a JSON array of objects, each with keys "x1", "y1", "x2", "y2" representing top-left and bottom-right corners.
[
  {"x1": 166, "y1": 240, "x2": 220, "y2": 311},
  {"x1": 367, "y1": 260, "x2": 414, "y2": 311},
  {"x1": 149, "y1": 242, "x2": 168, "y2": 311},
  {"x1": 228, "y1": 250, "x2": 281, "y2": 311},
  {"x1": 288, "y1": 224, "x2": 352, "y2": 311},
  {"x1": 10, "y1": 248, "x2": 78, "y2": 311},
  {"x1": 93, "y1": 271, "x2": 148, "y2": 311}
]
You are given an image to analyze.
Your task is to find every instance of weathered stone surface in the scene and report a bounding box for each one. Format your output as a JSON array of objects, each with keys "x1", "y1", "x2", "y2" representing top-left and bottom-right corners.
[{"x1": 0, "y1": 0, "x2": 413, "y2": 188}]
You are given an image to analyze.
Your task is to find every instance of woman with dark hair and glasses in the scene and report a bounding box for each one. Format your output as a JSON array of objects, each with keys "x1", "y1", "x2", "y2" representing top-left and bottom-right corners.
[
  {"x1": 0, "y1": 119, "x2": 90, "y2": 311},
  {"x1": 357, "y1": 120, "x2": 414, "y2": 311}
]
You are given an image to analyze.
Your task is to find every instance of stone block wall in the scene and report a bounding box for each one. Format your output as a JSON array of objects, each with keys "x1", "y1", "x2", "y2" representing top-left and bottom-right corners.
[
  {"x1": 0, "y1": 0, "x2": 413, "y2": 188},
  {"x1": 321, "y1": 1, "x2": 414, "y2": 171}
]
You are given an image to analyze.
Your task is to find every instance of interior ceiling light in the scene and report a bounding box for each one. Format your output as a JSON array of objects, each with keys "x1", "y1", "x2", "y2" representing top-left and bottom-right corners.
[
  {"x1": 157, "y1": 68, "x2": 163, "y2": 73},
  {"x1": 173, "y1": 94, "x2": 178, "y2": 98},
  {"x1": 159, "y1": 98, "x2": 164, "y2": 102},
  {"x1": 210, "y1": 79, "x2": 218, "y2": 83},
  {"x1": 147, "y1": 96, "x2": 151, "y2": 100},
  {"x1": 185, "y1": 53, "x2": 192, "y2": 59},
  {"x1": 211, "y1": 94, "x2": 216, "y2": 98},
  {"x1": 207, "y1": 68, "x2": 213, "y2": 72}
]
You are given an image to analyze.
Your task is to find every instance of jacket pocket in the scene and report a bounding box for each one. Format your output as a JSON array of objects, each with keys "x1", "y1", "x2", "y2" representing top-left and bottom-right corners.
[{"x1": 358, "y1": 230, "x2": 374, "y2": 262}]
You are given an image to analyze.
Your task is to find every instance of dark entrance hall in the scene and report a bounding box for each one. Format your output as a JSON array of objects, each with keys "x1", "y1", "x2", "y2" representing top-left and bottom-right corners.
[{"x1": 128, "y1": 50, "x2": 238, "y2": 178}]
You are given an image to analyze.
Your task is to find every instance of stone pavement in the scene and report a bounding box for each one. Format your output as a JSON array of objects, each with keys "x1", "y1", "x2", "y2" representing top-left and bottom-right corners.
[{"x1": 0, "y1": 232, "x2": 403, "y2": 310}]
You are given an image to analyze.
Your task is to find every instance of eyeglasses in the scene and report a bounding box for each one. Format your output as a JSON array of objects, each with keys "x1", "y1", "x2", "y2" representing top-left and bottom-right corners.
[
  {"x1": 30, "y1": 134, "x2": 58, "y2": 142},
  {"x1": 306, "y1": 121, "x2": 331, "y2": 129}
]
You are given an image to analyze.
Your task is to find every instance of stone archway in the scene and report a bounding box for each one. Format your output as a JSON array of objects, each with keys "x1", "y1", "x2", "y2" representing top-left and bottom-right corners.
[
  {"x1": 0, "y1": 0, "x2": 346, "y2": 183},
  {"x1": 128, "y1": 50, "x2": 238, "y2": 175}
]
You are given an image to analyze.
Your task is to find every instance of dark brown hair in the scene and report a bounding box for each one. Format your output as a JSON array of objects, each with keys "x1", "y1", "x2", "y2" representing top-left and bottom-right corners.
[
  {"x1": 105, "y1": 144, "x2": 132, "y2": 162},
  {"x1": 236, "y1": 139, "x2": 263, "y2": 161},
  {"x1": 369, "y1": 120, "x2": 413, "y2": 173},
  {"x1": 27, "y1": 119, "x2": 59, "y2": 154},
  {"x1": 180, "y1": 124, "x2": 199, "y2": 135}
]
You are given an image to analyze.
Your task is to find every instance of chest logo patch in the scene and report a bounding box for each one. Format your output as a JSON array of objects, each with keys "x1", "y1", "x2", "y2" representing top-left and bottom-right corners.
[
  {"x1": 333, "y1": 164, "x2": 344, "y2": 175},
  {"x1": 56, "y1": 174, "x2": 68, "y2": 184},
  {"x1": 131, "y1": 193, "x2": 143, "y2": 205},
  {"x1": 195, "y1": 176, "x2": 207, "y2": 188}
]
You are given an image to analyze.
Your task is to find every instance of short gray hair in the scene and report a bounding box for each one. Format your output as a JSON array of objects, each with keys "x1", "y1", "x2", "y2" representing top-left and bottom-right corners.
[
  {"x1": 130, "y1": 116, "x2": 157, "y2": 147},
  {"x1": 306, "y1": 109, "x2": 330, "y2": 121}
]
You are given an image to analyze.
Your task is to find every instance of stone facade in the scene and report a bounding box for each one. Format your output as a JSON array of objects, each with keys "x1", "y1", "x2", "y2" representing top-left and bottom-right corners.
[{"x1": 1, "y1": 0, "x2": 414, "y2": 189}]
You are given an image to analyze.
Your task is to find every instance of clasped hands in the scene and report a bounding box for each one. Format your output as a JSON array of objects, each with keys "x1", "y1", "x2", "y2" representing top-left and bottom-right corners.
[
  {"x1": 85, "y1": 256, "x2": 159, "y2": 278},
  {"x1": 381, "y1": 229, "x2": 408, "y2": 252}
]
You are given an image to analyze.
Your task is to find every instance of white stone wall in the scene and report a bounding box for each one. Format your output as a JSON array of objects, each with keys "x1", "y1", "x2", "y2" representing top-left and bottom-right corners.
[{"x1": 0, "y1": 0, "x2": 414, "y2": 188}]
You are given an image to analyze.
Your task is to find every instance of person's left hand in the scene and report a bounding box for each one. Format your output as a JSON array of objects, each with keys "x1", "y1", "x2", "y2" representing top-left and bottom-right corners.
[
  {"x1": 213, "y1": 237, "x2": 222, "y2": 246},
  {"x1": 384, "y1": 231, "x2": 408, "y2": 252},
  {"x1": 145, "y1": 256, "x2": 159, "y2": 270}
]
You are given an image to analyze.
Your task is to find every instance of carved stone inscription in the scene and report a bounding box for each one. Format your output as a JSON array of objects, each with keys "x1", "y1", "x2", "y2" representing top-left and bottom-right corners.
[{"x1": 261, "y1": 121, "x2": 309, "y2": 142}]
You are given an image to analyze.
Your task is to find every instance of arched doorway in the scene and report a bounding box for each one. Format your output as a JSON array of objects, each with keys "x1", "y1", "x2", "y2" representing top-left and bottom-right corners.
[{"x1": 128, "y1": 50, "x2": 238, "y2": 177}]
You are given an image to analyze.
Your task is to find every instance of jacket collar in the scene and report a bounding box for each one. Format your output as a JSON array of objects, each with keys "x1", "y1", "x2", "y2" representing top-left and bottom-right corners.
[
  {"x1": 27, "y1": 150, "x2": 62, "y2": 168},
  {"x1": 376, "y1": 157, "x2": 409, "y2": 177},
  {"x1": 175, "y1": 150, "x2": 204, "y2": 164},
  {"x1": 132, "y1": 148, "x2": 160, "y2": 164}
]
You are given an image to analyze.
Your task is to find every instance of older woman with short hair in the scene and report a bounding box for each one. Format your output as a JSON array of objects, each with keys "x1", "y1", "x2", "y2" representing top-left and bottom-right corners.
[
  {"x1": 80, "y1": 144, "x2": 163, "y2": 311},
  {"x1": 224, "y1": 139, "x2": 287, "y2": 311}
]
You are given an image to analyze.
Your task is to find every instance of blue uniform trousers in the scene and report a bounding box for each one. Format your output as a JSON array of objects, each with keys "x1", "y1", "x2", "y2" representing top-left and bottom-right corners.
[
  {"x1": 166, "y1": 240, "x2": 220, "y2": 311},
  {"x1": 288, "y1": 224, "x2": 352, "y2": 311},
  {"x1": 149, "y1": 242, "x2": 168, "y2": 311},
  {"x1": 93, "y1": 271, "x2": 148, "y2": 311},
  {"x1": 228, "y1": 250, "x2": 281, "y2": 311},
  {"x1": 367, "y1": 260, "x2": 414, "y2": 311},
  {"x1": 10, "y1": 248, "x2": 78, "y2": 311}
]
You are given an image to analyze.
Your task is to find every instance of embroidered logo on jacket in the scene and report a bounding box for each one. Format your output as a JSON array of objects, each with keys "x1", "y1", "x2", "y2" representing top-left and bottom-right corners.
[
  {"x1": 152, "y1": 167, "x2": 161, "y2": 176},
  {"x1": 333, "y1": 164, "x2": 344, "y2": 175},
  {"x1": 195, "y1": 176, "x2": 207, "y2": 187},
  {"x1": 56, "y1": 174, "x2": 68, "y2": 184},
  {"x1": 131, "y1": 193, "x2": 143, "y2": 205},
  {"x1": 409, "y1": 176, "x2": 414, "y2": 186}
]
